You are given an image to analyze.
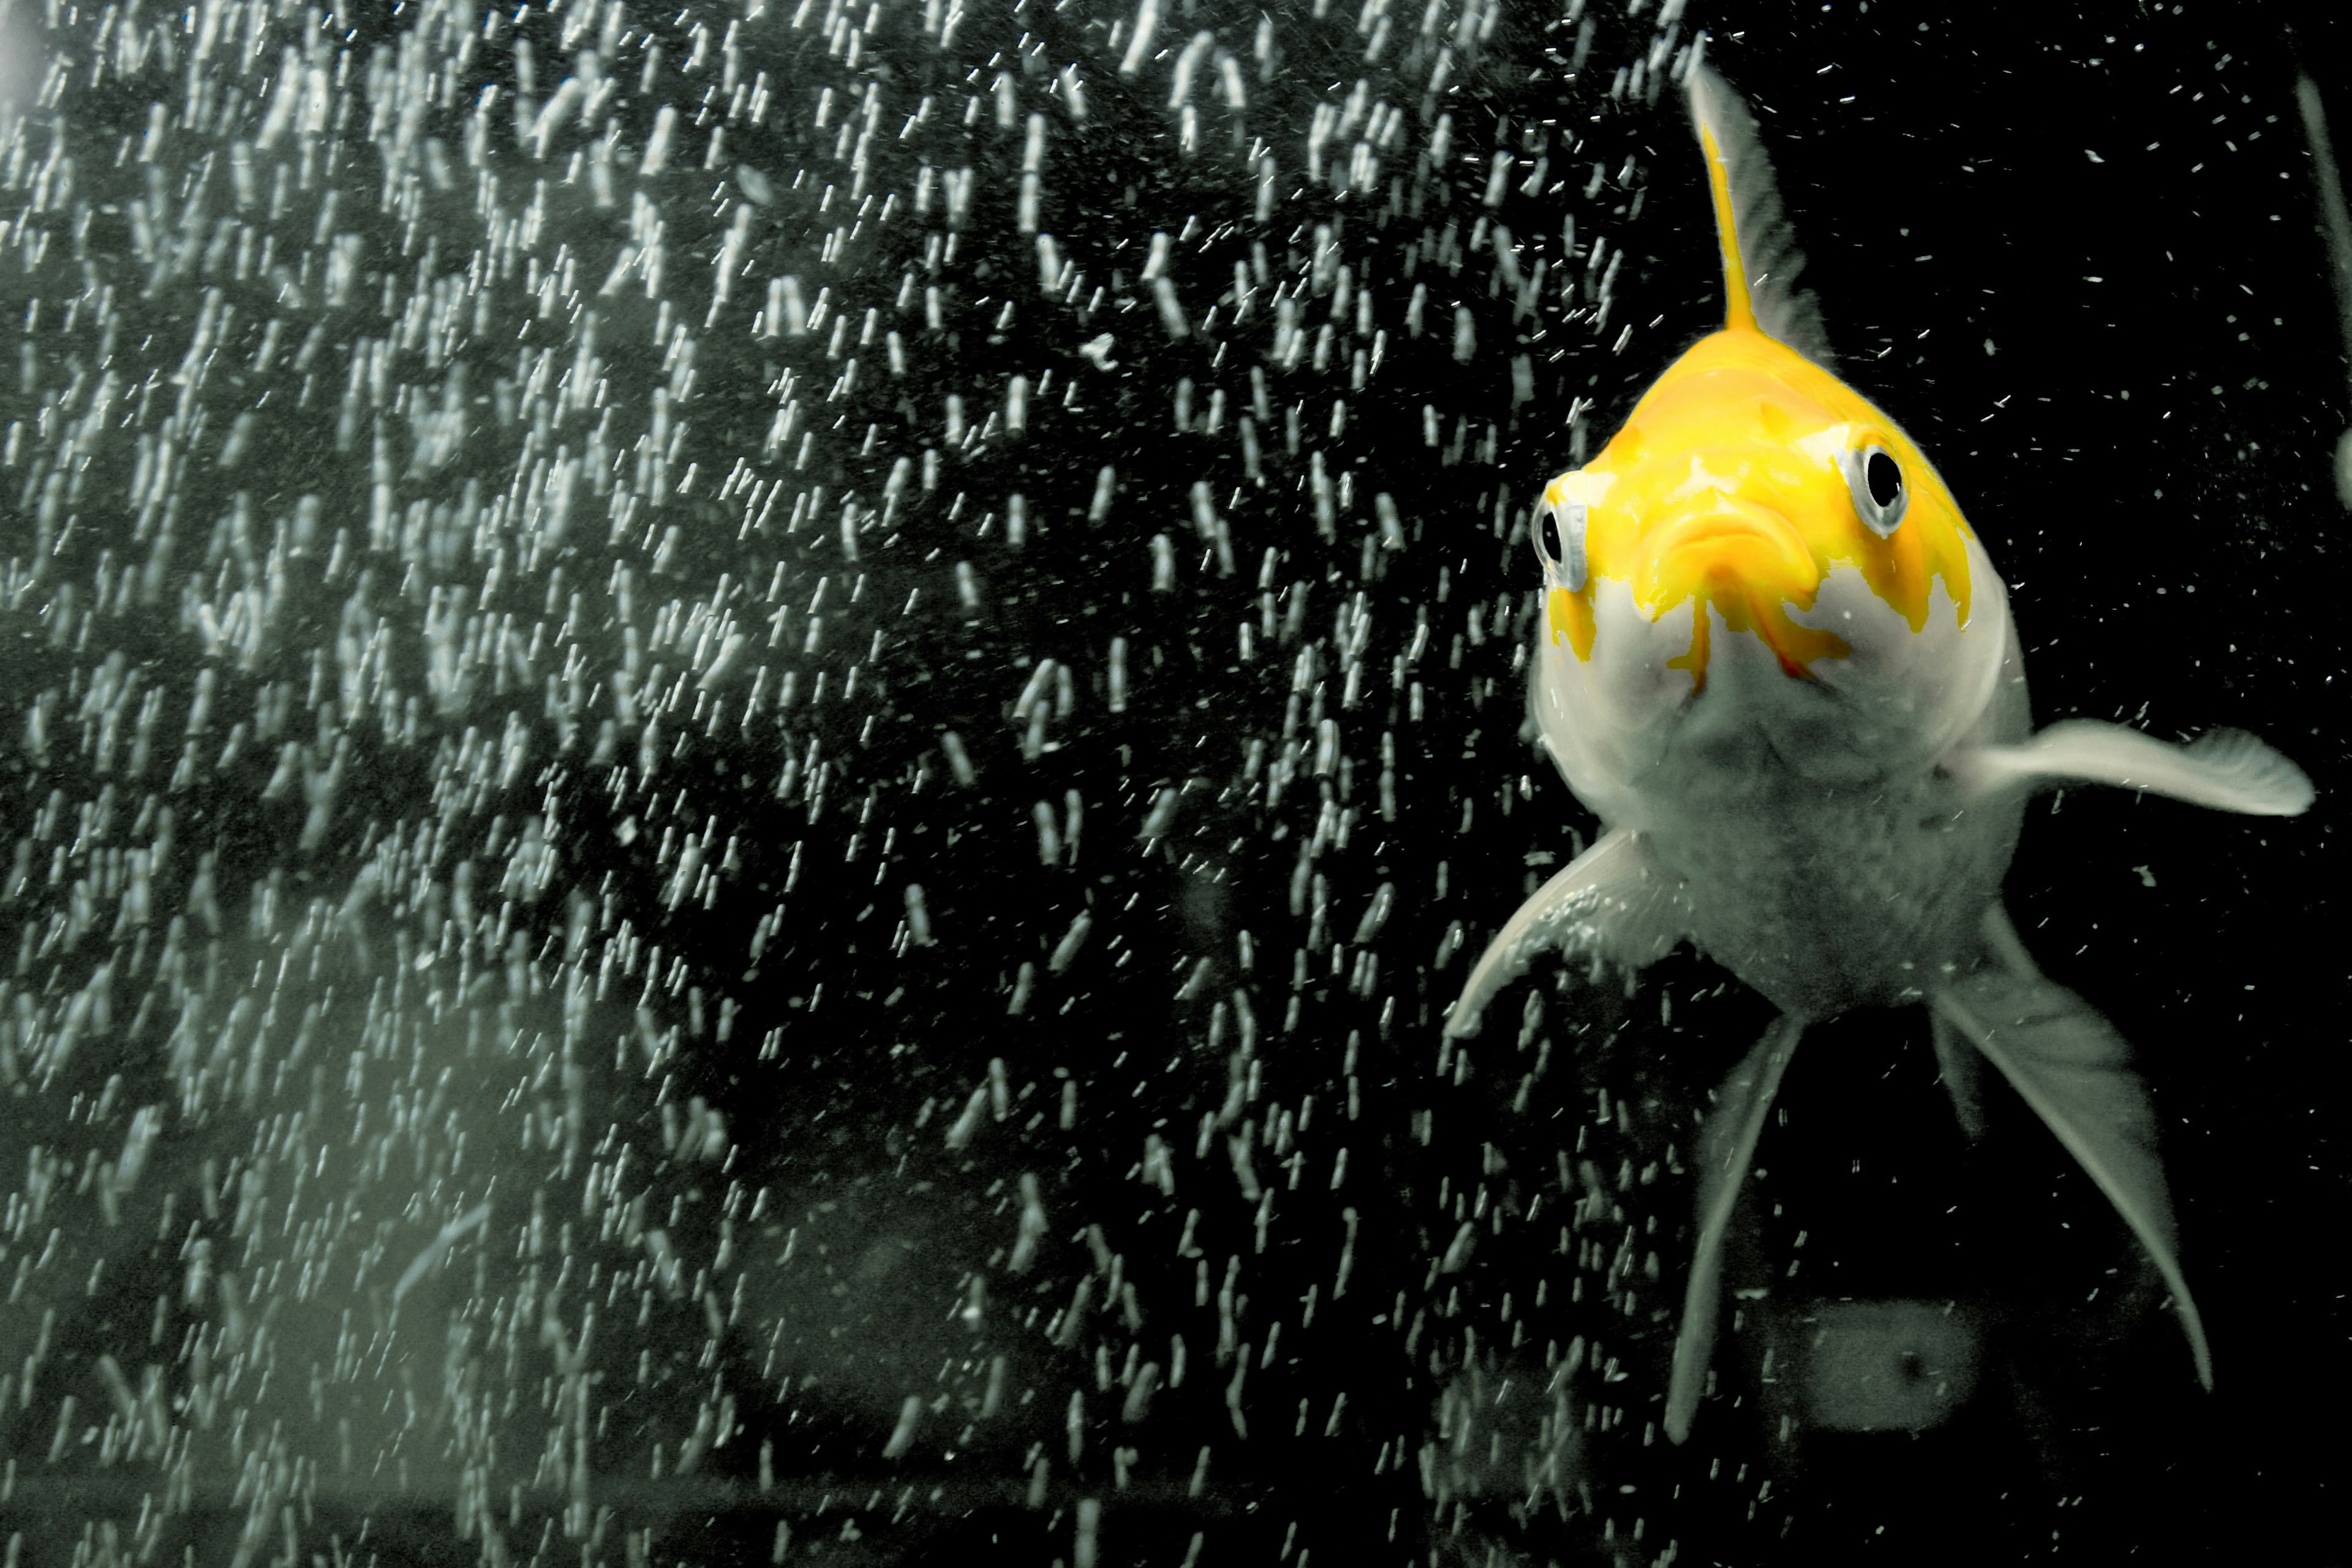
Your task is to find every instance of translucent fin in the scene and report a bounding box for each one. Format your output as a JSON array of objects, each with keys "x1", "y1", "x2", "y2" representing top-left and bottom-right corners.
[
  {"x1": 2301, "y1": 73, "x2": 2352, "y2": 375},
  {"x1": 1665, "y1": 1013, "x2": 1804, "y2": 1445},
  {"x1": 1928, "y1": 1010, "x2": 1988, "y2": 1141},
  {"x1": 1950, "y1": 719, "x2": 2313, "y2": 817},
  {"x1": 1979, "y1": 901, "x2": 2044, "y2": 982},
  {"x1": 1932, "y1": 904, "x2": 2044, "y2": 1141},
  {"x1": 1931, "y1": 970, "x2": 2214, "y2": 1390},
  {"x1": 2293, "y1": 74, "x2": 2352, "y2": 505},
  {"x1": 1686, "y1": 62, "x2": 1833, "y2": 364},
  {"x1": 1443, "y1": 828, "x2": 1686, "y2": 1039}
]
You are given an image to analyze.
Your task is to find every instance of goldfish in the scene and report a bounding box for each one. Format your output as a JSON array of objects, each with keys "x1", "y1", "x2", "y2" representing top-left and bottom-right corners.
[{"x1": 1445, "y1": 59, "x2": 2315, "y2": 1444}]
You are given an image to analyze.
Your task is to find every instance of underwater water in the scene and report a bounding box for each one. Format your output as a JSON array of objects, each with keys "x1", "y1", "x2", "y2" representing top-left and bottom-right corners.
[{"x1": 0, "y1": 1, "x2": 2340, "y2": 1564}]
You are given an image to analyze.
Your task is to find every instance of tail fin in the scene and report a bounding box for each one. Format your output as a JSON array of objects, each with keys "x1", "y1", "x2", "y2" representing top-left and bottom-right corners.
[{"x1": 1686, "y1": 60, "x2": 1832, "y2": 364}]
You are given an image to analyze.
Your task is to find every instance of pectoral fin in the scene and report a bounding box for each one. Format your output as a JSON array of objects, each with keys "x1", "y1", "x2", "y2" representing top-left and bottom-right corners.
[
  {"x1": 1444, "y1": 828, "x2": 1687, "y2": 1039},
  {"x1": 1666, "y1": 1013, "x2": 1804, "y2": 1444},
  {"x1": 1931, "y1": 969, "x2": 2213, "y2": 1389},
  {"x1": 1950, "y1": 720, "x2": 2313, "y2": 816}
]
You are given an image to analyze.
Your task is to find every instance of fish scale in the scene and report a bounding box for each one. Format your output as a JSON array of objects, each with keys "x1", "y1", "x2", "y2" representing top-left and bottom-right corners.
[{"x1": 1656, "y1": 763, "x2": 2018, "y2": 1020}]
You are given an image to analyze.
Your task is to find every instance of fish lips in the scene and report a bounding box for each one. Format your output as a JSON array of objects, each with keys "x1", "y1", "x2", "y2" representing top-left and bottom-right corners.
[{"x1": 1636, "y1": 501, "x2": 1822, "y2": 616}]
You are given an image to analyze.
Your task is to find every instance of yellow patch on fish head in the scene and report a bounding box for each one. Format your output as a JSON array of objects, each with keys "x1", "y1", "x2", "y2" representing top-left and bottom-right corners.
[{"x1": 1531, "y1": 327, "x2": 1976, "y2": 690}]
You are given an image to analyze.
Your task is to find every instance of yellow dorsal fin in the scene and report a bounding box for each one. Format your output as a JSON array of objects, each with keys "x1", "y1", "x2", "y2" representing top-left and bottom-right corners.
[
  {"x1": 1697, "y1": 119, "x2": 1762, "y2": 336},
  {"x1": 1685, "y1": 61, "x2": 1832, "y2": 363}
]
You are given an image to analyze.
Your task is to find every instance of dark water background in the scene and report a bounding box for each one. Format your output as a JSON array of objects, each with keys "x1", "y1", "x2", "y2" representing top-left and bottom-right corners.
[{"x1": 0, "y1": 1, "x2": 2340, "y2": 1564}]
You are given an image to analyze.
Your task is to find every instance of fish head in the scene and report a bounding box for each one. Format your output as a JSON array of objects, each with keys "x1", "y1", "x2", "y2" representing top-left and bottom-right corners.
[{"x1": 1529, "y1": 64, "x2": 2020, "y2": 821}]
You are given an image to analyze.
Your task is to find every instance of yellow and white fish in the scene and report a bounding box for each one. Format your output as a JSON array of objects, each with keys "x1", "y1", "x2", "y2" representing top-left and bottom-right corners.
[{"x1": 1445, "y1": 61, "x2": 2315, "y2": 1443}]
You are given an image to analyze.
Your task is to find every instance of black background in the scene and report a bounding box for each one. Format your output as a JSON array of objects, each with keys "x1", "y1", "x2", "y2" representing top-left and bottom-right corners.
[{"x1": 0, "y1": 1, "x2": 2340, "y2": 1566}]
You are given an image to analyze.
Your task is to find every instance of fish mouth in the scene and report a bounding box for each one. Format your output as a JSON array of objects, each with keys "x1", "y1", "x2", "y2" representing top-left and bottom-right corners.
[
  {"x1": 1637, "y1": 502, "x2": 1847, "y2": 686},
  {"x1": 1639, "y1": 502, "x2": 1821, "y2": 612}
]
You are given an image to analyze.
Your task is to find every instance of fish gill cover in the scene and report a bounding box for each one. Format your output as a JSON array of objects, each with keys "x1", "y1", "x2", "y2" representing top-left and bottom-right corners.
[{"x1": 0, "y1": 1, "x2": 2339, "y2": 1567}]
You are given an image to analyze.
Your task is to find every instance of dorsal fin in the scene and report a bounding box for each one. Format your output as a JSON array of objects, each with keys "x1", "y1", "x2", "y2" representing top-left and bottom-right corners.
[{"x1": 1686, "y1": 61, "x2": 1833, "y2": 365}]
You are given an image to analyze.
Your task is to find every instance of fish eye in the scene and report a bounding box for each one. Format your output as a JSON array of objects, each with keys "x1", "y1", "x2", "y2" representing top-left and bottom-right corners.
[
  {"x1": 1866, "y1": 450, "x2": 1902, "y2": 508},
  {"x1": 1843, "y1": 443, "x2": 1908, "y2": 537},
  {"x1": 1532, "y1": 496, "x2": 1588, "y2": 590}
]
